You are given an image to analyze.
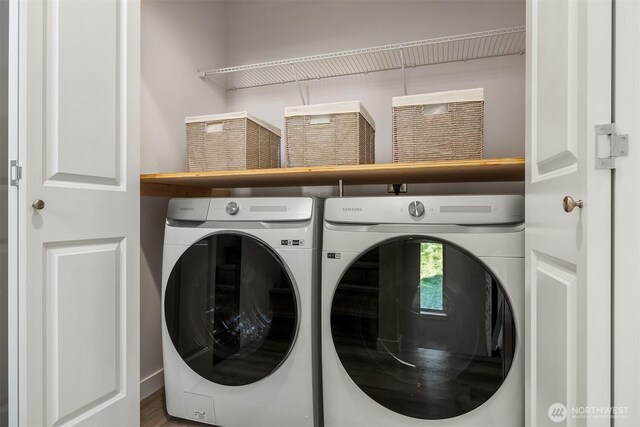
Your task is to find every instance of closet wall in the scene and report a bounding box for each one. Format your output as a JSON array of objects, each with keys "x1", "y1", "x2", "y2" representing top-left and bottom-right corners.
[
  {"x1": 227, "y1": 0, "x2": 525, "y2": 164},
  {"x1": 140, "y1": 0, "x2": 525, "y2": 398},
  {"x1": 140, "y1": 0, "x2": 226, "y2": 398}
]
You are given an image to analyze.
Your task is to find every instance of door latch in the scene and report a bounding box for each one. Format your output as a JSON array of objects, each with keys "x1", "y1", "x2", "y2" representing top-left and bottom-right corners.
[
  {"x1": 10, "y1": 160, "x2": 22, "y2": 186},
  {"x1": 595, "y1": 123, "x2": 628, "y2": 170}
]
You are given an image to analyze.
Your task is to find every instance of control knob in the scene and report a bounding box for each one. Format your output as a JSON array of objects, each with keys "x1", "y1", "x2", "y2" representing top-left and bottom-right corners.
[
  {"x1": 408, "y1": 201, "x2": 425, "y2": 218},
  {"x1": 226, "y1": 201, "x2": 240, "y2": 215}
]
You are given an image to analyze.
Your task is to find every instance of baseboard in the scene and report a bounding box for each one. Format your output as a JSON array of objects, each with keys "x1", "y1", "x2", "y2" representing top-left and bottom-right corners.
[{"x1": 140, "y1": 368, "x2": 164, "y2": 401}]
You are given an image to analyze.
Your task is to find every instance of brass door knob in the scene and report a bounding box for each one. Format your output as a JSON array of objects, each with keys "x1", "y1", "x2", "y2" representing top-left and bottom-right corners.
[
  {"x1": 563, "y1": 196, "x2": 583, "y2": 213},
  {"x1": 32, "y1": 199, "x2": 45, "y2": 210}
]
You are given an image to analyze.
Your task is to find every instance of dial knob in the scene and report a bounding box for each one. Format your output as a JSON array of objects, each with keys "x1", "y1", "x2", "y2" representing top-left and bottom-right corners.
[
  {"x1": 408, "y1": 201, "x2": 425, "y2": 218},
  {"x1": 225, "y1": 201, "x2": 240, "y2": 215}
]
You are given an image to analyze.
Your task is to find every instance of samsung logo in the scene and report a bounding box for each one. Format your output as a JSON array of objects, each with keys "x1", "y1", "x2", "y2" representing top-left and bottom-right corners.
[
  {"x1": 342, "y1": 207, "x2": 362, "y2": 212},
  {"x1": 179, "y1": 207, "x2": 194, "y2": 211}
]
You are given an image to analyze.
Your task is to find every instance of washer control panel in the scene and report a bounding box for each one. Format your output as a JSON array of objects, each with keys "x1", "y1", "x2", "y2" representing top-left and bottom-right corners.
[
  {"x1": 408, "y1": 201, "x2": 425, "y2": 218},
  {"x1": 225, "y1": 201, "x2": 240, "y2": 215}
]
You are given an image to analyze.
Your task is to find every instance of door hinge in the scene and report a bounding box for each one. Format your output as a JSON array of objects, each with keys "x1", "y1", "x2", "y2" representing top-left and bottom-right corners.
[
  {"x1": 10, "y1": 160, "x2": 22, "y2": 186},
  {"x1": 595, "y1": 123, "x2": 629, "y2": 170}
]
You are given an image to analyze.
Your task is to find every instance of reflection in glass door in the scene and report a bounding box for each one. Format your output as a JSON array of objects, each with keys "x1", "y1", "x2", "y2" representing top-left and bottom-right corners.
[
  {"x1": 0, "y1": 0, "x2": 9, "y2": 424},
  {"x1": 165, "y1": 234, "x2": 298, "y2": 386},
  {"x1": 331, "y1": 237, "x2": 516, "y2": 420}
]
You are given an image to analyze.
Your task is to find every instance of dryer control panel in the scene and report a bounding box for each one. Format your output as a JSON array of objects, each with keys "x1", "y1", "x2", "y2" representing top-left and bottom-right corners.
[{"x1": 324, "y1": 195, "x2": 524, "y2": 225}]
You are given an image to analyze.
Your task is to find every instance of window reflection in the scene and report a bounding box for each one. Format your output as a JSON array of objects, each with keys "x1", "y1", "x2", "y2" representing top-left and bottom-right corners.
[
  {"x1": 419, "y1": 243, "x2": 444, "y2": 312},
  {"x1": 331, "y1": 238, "x2": 515, "y2": 420},
  {"x1": 165, "y1": 234, "x2": 297, "y2": 386}
]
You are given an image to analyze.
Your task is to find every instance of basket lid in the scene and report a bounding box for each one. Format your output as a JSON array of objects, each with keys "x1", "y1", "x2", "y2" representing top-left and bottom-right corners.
[
  {"x1": 392, "y1": 88, "x2": 484, "y2": 107},
  {"x1": 185, "y1": 111, "x2": 281, "y2": 137},
  {"x1": 285, "y1": 101, "x2": 375, "y2": 130}
]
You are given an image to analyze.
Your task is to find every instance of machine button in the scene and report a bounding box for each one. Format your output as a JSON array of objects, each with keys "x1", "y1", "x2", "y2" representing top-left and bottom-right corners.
[
  {"x1": 225, "y1": 201, "x2": 240, "y2": 215},
  {"x1": 408, "y1": 201, "x2": 425, "y2": 218}
]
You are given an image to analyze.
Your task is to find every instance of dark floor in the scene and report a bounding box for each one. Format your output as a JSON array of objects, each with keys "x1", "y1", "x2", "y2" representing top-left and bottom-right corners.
[{"x1": 141, "y1": 388, "x2": 206, "y2": 427}]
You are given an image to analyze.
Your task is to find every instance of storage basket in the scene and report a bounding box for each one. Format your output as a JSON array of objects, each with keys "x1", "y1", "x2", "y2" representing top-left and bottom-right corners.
[
  {"x1": 285, "y1": 101, "x2": 375, "y2": 167},
  {"x1": 392, "y1": 88, "x2": 484, "y2": 162},
  {"x1": 185, "y1": 112, "x2": 281, "y2": 171}
]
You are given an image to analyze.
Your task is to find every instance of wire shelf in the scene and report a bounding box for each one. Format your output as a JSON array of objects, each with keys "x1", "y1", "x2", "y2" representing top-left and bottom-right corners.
[{"x1": 200, "y1": 26, "x2": 526, "y2": 90}]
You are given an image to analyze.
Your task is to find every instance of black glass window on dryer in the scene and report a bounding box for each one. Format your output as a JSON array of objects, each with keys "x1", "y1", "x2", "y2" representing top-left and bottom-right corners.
[
  {"x1": 165, "y1": 233, "x2": 298, "y2": 386},
  {"x1": 331, "y1": 237, "x2": 516, "y2": 420}
]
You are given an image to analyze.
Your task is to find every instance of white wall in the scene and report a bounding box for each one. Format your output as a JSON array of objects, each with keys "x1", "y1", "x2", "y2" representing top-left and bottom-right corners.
[
  {"x1": 140, "y1": 0, "x2": 226, "y2": 399},
  {"x1": 226, "y1": 0, "x2": 525, "y2": 165}
]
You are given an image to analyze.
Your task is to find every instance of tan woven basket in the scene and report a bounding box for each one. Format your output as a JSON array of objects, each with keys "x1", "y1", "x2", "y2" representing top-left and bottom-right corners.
[
  {"x1": 392, "y1": 88, "x2": 484, "y2": 162},
  {"x1": 185, "y1": 112, "x2": 280, "y2": 171},
  {"x1": 285, "y1": 102, "x2": 375, "y2": 167}
]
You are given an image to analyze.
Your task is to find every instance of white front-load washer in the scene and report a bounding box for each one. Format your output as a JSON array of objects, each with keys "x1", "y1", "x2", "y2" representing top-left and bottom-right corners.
[
  {"x1": 162, "y1": 197, "x2": 322, "y2": 427},
  {"x1": 321, "y1": 195, "x2": 524, "y2": 427}
]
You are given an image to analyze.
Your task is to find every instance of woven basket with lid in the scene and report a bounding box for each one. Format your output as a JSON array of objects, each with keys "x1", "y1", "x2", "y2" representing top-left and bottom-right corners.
[
  {"x1": 392, "y1": 88, "x2": 484, "y2": 162},
  {"x1": 285, "y1": 101, "x2": 375, "y2": 167},
  {"x1": 185, "y1": 112, "x2": 281, "y2": 172}
]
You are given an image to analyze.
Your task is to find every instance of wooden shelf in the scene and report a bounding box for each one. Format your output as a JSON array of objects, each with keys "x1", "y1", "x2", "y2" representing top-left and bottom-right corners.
[{"x1": 140, "y1": 158, "x2": 524, "y2": 197}]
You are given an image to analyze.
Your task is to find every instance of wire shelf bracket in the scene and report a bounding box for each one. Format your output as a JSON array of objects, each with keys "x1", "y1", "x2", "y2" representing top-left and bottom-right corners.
[{"x1": 198, "y1": 26, "x2": 526, "y2": 90}]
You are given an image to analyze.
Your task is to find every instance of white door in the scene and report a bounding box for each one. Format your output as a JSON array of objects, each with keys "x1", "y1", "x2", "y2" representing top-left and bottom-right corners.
[
  {"x1": 525, "y1": 0, "x2": 612, "y2": 426},
  {"x1": 526, "y1": 0, "x2": 612, "y2": 426},
  {"x1": 18, "y1": 0, "x2": 140, "y2": 425}
]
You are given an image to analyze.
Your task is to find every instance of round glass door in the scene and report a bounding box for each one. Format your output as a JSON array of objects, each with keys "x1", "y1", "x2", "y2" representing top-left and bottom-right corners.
[
  {"x1": 331, "y1": 237, "x2": 516, "y2": 420},
  {"x1": 165, "y1": 233, "x2": 298, "y2": 386}
]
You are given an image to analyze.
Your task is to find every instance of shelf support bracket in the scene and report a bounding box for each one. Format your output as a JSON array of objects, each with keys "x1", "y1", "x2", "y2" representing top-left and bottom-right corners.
[
  {"x1": 399, "y1": 49, "x2": 407, "y2": 96},
  {"x1": 290, "y1": 63, "x2": 308, "y2": 105},
  {"x1": 197, "y1": 69, "x2": 228, "y2": 90}
]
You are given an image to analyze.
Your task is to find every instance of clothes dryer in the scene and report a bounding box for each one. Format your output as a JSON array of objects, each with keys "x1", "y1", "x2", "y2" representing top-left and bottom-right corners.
[{"x1": 322, "y1": 195, "x2": 524, "y2": 426}]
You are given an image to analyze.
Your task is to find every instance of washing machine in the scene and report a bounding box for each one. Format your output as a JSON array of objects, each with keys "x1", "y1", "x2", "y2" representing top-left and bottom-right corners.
[
  {"x1": 162, "y1": 197, "x2": 322, "y2": 427},
  {"x1": 321, "y1": 195, "x2": 524, "y2": 427}
]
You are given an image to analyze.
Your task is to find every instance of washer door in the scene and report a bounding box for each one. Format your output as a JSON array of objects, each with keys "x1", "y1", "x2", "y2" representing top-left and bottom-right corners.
[
  {"x1": 165, "y1": 233, "x2": 298, "y2": 386},
  {"x1": 331, "y1": 237, "x2": 516, "y2": 420}
]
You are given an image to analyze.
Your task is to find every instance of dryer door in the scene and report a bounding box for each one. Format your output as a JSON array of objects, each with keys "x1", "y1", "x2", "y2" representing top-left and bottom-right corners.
[
  {"x1": 165, "y1": 233, "x2": 298, "y2": 386},
  {"x1": 331, "y1": 237, "x2": 516, "y2": 420}
]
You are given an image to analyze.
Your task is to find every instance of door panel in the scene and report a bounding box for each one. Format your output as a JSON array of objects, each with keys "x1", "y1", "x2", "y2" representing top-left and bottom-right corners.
[
  {"x1": 45, "y1": 239, "x2": 125, "y2": 426},
  {"x1": 0, "y1": 0, "x2": 9, "y2": 424},
  {"x1": 20, "y1": 0, "x2": 139, "y2": 424},
  {"x1": 526, "y1": 0, "x2": 611, "y2": 425},
  {"x1": 533, "y1": 0, "x2": 578, "y2": 176},
  {"x1": 45, "y1": 0, "x2": 121, "y2": 185},
  {"x1": 532, "y1": 254, "x2": 577, "y2": 425}
]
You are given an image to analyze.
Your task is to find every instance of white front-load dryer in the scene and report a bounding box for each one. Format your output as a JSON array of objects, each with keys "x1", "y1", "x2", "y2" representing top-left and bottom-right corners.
[
  {"x1": 322, "y1": 195, "x2": 524, "y2": 427},
  {"x1": 162, "y1": 197, "x2": 322, "y2": 427}
]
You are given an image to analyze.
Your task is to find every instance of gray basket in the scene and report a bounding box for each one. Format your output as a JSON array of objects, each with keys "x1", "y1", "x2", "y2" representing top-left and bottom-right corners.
[
  {"x1": 392, "y1": 88, "x2": 484, "y2": 162},
  {"x1": 185, "y1": 112, "x2": 281, "y2": 171},
  {"x1": 285, "y1": 102, "x2": 375, "y2": 167}
]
